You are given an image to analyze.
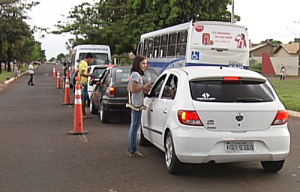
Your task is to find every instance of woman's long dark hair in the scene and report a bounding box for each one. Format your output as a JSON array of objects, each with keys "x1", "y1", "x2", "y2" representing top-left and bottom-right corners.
[{"x1": 131, "y1": 56, "x2": 145, "y2": 76}]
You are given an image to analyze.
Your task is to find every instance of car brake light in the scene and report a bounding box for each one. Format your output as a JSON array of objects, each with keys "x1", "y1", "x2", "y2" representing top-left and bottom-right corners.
[
  {"x1": 272, "y1": 110, "x2": 289, "y2": 125},
  {"x1": 105, "y1": 65, "x2": 115, "y2": 68},
  {"x1": 223, "y1": 76, "x2": 240, "y2": 81},
  {"x1": 108, "y1": 86, "x2": 116, "y2": 98},
  {"x1": 177, "y1": 110, "x2": 203, "y2": 126}
]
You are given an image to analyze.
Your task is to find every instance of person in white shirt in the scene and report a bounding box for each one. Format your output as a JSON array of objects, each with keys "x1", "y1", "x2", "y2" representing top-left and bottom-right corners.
[
  {"x1": 27, "y1": 62, "x2": 35, "y2": 86},
  {"x1": 280, "y1": 66, "x2": 286, "y2": 80}
]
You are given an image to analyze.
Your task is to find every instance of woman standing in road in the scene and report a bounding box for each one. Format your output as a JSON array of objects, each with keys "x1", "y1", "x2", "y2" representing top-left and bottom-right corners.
[{"x1": 127, "y1": 56, "x2": 151, "y2": 157}]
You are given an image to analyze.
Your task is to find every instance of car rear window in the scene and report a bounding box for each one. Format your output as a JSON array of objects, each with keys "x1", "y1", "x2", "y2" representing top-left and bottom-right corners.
[
  {"x1": 115, "y1": 68, "x2": 131, "y2": 82},
  {"x1": 114, "y1": 68, "x2": 159, "y2": 83},
  {"x1": 190, "y1": 80, "x2": 275, "y2": 102},
  {"x1": 143, "y1": 69, "x2": 158, "y2": 83},
  {"x1": 93, "y1": 68, "x2": 106, "y2": 77}
]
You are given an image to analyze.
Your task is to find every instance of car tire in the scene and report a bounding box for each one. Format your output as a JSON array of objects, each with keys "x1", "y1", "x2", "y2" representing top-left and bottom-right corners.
[
  {"x1": 137, "y1": 125, "x2": 150, "y2": 146},
  {"x1": 261, "y1": 160, "x2": 285, "y2": 172},
  {"x1": 165, "y1": 132, "x2": 183, "y2": 174},
  {"x1": 99, "y1": 101, "x2": 110, "y2": 123},
  {"x1": 89, "y1": 100, "x2": 98, "y2": 114}
]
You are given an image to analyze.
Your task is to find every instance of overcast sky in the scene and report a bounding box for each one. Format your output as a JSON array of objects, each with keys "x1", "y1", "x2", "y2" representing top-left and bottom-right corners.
[{"x1": 27, "y1": 0, "x2": 300, "y2": 60}]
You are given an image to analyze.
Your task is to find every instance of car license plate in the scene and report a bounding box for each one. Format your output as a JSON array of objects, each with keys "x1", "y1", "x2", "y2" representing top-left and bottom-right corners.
[{"x1": 225, "y1": 141, "x2": 254, "y2": 152}]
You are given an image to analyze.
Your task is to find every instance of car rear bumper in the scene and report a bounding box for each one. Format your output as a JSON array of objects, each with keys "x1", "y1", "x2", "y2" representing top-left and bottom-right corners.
[
  {"x1": 171, "y1": 125, "x2": 290, "y2": 164},
  {"x1": 102, "y1": 99, "x2": 130, "y2": 112}
]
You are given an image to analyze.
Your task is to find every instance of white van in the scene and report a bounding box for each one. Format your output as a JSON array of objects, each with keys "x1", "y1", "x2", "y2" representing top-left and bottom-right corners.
[{"x1": 70, "y1": 44, "x2": 112, "y2": 87}]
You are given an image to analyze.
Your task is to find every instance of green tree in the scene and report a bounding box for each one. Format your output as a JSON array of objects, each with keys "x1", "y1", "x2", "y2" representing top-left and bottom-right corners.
[
  {"x1": 0, "y1": 0, "x2": 40, "y2": 71},
  {"x1": 288, "y1": 38, "x2": 300, "y2": 44},
  {"x1": 56, "y1": 53, "x2": 66, "y2": 61},
  {"x1": 264, "y1": 39, "x2": 282, "y2": 46},
  {"x1": 53, "y1": 0, "x2": 240, "y2": 55}
]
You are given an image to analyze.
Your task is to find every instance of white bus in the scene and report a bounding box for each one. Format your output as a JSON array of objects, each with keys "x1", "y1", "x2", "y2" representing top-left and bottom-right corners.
[
  {"x1": 136, "y1": 20, "x2": 249, "y2": 74},
  {"x1": 69, "y1": 44, "x2": 112, "y2": 87}
]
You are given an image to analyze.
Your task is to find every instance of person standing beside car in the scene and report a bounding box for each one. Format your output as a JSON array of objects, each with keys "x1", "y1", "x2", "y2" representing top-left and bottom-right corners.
[
  {"x1": 62, "y1": 62, "x2": 68, "y2": 88},
  {"x1": 127, "y1": 56, "x2": 151, "y2": 157},
  {"x1": 78, "y1": 53, "x2": 94, "y2": 119}
]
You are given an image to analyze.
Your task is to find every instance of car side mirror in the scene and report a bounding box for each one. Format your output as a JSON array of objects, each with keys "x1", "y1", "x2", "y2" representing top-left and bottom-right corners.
[{"x1": 90, "y1": 78, "x2": 100, "y2": 85}]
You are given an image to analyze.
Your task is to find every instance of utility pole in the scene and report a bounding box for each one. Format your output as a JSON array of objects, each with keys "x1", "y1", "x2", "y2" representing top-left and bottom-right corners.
[
  {"x1": 295, "y1": 21, "x2": 300, "y2": 69},
  {"x1": 231, "y1": 0, "x2": 235, "y2": 23}
]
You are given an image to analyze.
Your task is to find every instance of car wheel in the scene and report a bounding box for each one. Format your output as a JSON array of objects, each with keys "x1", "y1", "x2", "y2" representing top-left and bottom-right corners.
[
  {"x1": 261, "y1": 160, "x2": 285, "y2": 172},
  {"x1": 137, "y1": 125, "x2": 150, "y2": 146},
  {"x1": 99, "y1": 101, "x2": 110, "y2": 123},
  {"x1": 89, "y1": 100, "x2": 98, "y2": 114},
  {"x1": 165, "y1": 132, "x2": 183, "y2": 174}
]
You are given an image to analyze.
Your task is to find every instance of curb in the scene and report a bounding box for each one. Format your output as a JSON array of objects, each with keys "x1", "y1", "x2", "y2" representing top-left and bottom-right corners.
[
  {"x1": 3, "y1": 70, "x2": 28, "y2": 85},
  {"x1": 3, "y1": 65, "x2": 39, "y2": 85},
  {"x1": 287, "y1": 110, "x2": 300, "y2": 118}
]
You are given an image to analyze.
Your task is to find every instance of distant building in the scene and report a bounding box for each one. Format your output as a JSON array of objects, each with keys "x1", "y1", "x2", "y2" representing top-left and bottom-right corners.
[
  {"x1": 250, "y1": 42, "x2": 277, "y2": 57},
  {"x1": 273, "y1": 43, "x2": 300, "y2": 57}
]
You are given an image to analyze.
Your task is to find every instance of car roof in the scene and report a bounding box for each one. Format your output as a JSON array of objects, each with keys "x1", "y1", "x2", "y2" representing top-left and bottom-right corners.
[
  {"x1": 109, "y1": 65, "x2": 157, "y2": 71},
  {"x1": 164, "y1": 66, "x2": 266, "y2": 81}
]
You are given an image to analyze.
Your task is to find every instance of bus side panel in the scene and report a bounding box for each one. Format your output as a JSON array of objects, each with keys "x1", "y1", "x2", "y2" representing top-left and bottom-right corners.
[{"x1": 187, "y1": 23, "x2": 249, "y2": 69}]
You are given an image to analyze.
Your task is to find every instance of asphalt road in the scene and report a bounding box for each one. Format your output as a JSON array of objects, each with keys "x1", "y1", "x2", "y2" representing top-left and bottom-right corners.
[{"x1": 0, "y1": 64, "x2": 299, "y2": 192}]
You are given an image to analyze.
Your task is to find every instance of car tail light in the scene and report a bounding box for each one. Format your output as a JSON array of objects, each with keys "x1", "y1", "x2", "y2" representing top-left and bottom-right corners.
[
  {"x1": 223, "y1": 76, "x2": 241, "y2": 81},
  {"x1": 272, "y1": 111, "x2": 289, "y2": 125},
  {"x1": 108, "y1": 86, "x2": 116, "y2": 97},
  {"x1": 177, "y1": 110, "x2": 203, "y2": 126},
  {"x1": 105, "y1": 65, "x2": 115, "y2": 68}
]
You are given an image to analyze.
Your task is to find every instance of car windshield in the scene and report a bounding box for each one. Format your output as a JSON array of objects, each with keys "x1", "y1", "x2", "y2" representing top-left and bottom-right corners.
[
  {"x1": 79, "y1": 53, "x2": 109, "y2": 65},
  {"x1": 190, "y1": 80, "x2": 275, "y2": 102}
]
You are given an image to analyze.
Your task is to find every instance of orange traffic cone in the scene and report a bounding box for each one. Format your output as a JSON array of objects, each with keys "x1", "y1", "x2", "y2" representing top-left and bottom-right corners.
[
  {"x1": 69, "y1": 76, "x2": 88, "y2": 135},
  {"x1": 53, "y1": 66, "x2": 56, "y2": 78},
  {"x1": 57, "y1": 69, "x2": 62, "y2": 89},
  {"x1": 62, "y1": 72, "x2": 74, "y2": 105}
]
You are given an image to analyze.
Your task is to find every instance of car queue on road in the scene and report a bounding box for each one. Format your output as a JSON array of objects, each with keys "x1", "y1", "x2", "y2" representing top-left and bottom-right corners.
[{"x1": 63, "y1": 57, "x2": 291, "y2": 175}]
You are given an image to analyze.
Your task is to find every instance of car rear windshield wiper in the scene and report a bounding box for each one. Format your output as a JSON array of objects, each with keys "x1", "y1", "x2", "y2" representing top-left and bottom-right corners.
[{"x1": 235, "y1": 97, "x2": 263, "y2": 102}]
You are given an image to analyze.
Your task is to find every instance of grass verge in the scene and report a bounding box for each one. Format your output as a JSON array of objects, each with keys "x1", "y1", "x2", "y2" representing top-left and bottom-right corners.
[{"x1": 268, "y1": 78, "x2": 300, "y2": 112}]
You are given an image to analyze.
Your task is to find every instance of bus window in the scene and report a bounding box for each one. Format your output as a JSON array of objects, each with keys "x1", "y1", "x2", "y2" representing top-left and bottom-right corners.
[
  {"x1": 153, "y1": 36, "x2": 161, "y2": 58},
  {"x1": 147, "y1": 37, "x2": 154, "y2": 58},
  {"x1": 137, "y1": 42, "x2": 143, "y2": 56},
  {"x1": 71, "y1": 50, "x2": 76, "y2": 68},
  {"x1": 160, "y1": 35, "x2": 168, "y2": 58},
  {"x1": 176, "y1": 31, "x2": 187, "y2": 57},
  {"x1": 167, "y1": 33, "x2": 177, "y2": 57},
  {"x1": 143, "y1": 39, "x2": 149, "y2": 57}
]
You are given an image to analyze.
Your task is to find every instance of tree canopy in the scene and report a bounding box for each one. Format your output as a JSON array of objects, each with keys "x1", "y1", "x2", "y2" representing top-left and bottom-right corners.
[
  {"x1": 0, "y1": 0, "x2": 46, "y2": 72},
  {"x1": 53, "y1": 0, "x2": 240, "y2": 55}
]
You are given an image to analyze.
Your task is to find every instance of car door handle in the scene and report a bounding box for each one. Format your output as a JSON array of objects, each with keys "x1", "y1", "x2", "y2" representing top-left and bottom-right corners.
[{"x1": 163, "y1": 110, "x2": 168, "y2": 114}]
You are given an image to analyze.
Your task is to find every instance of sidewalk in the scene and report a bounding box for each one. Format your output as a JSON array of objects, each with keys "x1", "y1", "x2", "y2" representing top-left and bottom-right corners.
[{"x1": 0, "y1": 65, "x2": 38, "y2": 92}]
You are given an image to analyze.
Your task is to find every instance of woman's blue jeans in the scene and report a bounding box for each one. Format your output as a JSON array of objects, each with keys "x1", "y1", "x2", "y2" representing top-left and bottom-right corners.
[{"x1": 128, "y1": 110, "x2": 142, "y2": 153}]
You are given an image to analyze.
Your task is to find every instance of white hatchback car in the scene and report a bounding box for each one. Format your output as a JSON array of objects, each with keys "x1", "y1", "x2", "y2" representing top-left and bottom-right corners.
[{"x1": 138, "y1": 66, "x2": 290, "y2": 174}]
